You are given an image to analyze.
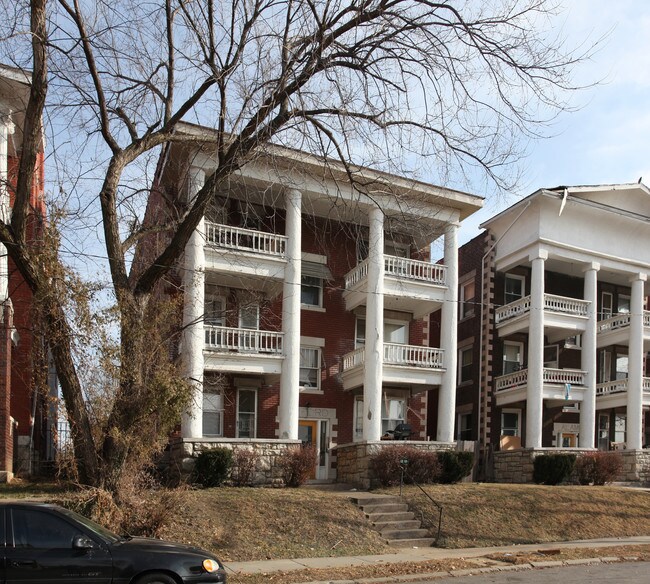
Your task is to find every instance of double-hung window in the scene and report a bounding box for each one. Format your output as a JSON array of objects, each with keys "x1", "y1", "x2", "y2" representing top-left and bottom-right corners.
[
  {"x1": 460, "y1": 279, "x2": 476, "y2": 319},
  {"x1": 301, "y1": 276, "x2": 323, "y2": 307},
  {"x1": 299, "y1": 347, "x2": 321, "y2": 391}
]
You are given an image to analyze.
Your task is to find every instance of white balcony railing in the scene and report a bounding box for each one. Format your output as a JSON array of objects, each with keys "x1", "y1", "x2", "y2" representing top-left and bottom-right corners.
[
  {"x1": 596, "y1": 377, "x2": 650, "y2": 396},
  {"x1": 344, "y1": 256, "x2": 447, "y2": 289},
  {"x1": 496, "y1": 293, "x2": 589, "y2": 325},
  {"x1": 598, "y1": 311, "x2": 650, "y2": 333},
  {"x1": 341, "y1": 344, "x2": 444, "y2": 372},
  {"x1": 204, "y1": 326, "x2": 283, "y2": 354},
  {"x1": 496, "y1": 367, "x2": 586, "y2": 391},
  {"x1": 204, "y1": 222, "x2": 287, "y2": 257}
]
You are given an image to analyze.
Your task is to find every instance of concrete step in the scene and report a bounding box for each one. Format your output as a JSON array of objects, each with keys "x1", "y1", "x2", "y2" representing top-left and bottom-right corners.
[
  {"x1": 366, "y1": 511, "x2": 415, "y2": 523},
  {"x1": 375, "y1": 519, "x2": 422, "y2": 532},
  {"x1": 381, "y1": 528, "x2": 430, "y2": 540},
  {"x1": 361, "y1": 503, "x2": 409, "y2": 514},
  {"x1": 351, "y1": 496, "x2": 402, "y2": 506},
  {"x1": 387, "y1": 537, "x2": 436, "y2": 548}
]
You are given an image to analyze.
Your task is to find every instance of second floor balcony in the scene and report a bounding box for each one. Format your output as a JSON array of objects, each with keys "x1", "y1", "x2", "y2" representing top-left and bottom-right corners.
[
  {"x1": 495, "y1": 367, "x2": 586, "y2": 407},
  {"x1": 597, "y1": 311, "x2": 650, "y2": 350},
  {"x1": 495, "y1": 293, "x2": 590, "y2": 341},
  {"x1": 596, "y1": 378, "x2": 650, "y2": 409},
  {"x1": 203, "y1": 325, "x2": 284, "y2": 376},
  {"x1": 340, "y1": 343, "x2": 445, "y2": 391},
  {"x1": 343, "y1": 256, "x2": 448, "y2": 319},
  {"x1": 203, "y1": 222, "x2": 287, "y2": 292}
]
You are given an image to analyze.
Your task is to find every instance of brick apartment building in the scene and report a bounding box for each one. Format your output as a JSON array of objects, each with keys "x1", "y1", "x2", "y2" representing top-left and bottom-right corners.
[
  {"x1": 0, "y1": 64, "x2": 55, "y2": 480},
  {"x1": 429, "y1": 184, "x2": 650, "y2": 481},
  {"x1": 140, "y1": 122, "x2": 483, "y2": 480}
]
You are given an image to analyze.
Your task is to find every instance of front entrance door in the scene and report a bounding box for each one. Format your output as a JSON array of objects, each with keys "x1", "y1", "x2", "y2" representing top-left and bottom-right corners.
[{"x1": 298, "y1": 420, "x2": 318, "y2": 479}]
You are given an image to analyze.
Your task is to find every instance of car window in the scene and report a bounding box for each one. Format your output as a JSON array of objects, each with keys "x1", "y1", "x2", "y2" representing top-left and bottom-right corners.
[{"x1": 11, "y1": 509, "x2": 80, "y2": 549}]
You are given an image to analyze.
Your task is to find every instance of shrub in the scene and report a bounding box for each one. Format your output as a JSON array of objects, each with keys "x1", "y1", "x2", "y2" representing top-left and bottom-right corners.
[
  {"x1": 533, "y1": 453, "x2": 576, "y2": 485},
  {"x1": 369, "y1": 446, "x2": 441, "y2": 486},
  {"x1": 193, "y1": 448, "x2": 233, "y2": 487},
  {"x1": 438, "y1": 451, "x2": 474, "y2": 484},
  {"x1": 231, "y1": 448, "x2": 260, "y2": 487},
  {"x1": 278, "y1": 445, "x2": 316, "y2": 487},
  {"x1": 576, "y1": 451, "x2": 623, "y2": 486}
]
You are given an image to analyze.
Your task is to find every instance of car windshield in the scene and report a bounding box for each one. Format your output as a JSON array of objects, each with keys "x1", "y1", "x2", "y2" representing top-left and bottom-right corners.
[{"x1": 58, "y1": 507, "x2": 122, "y2": 544}]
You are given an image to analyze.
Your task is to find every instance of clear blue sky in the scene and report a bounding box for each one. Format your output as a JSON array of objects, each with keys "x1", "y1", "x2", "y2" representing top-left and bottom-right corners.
[{"x1": 457, "y1": 0, "x2": 650, "y2": 244}]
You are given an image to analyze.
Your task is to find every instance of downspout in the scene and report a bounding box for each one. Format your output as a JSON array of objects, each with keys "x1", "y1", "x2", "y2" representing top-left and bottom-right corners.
[{"x1": 477, "y1": 201, "x2": 532, "y2": 456}]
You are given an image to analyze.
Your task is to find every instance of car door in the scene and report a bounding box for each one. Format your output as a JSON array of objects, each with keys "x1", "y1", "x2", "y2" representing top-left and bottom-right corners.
[{"x1": 5, "y1": 506, "x2": 112, "y2": 584}]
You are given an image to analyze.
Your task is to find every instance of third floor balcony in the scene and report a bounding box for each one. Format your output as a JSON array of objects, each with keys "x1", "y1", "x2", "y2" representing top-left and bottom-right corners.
[
  {"x1": 203, "y1": 221, "x2": 287, "y2": 292},
  {"x1": 495, "y1": 293, "x2": 590, "y2": 342},
  {"x1": 343, "y1": 256, "x2": 447, "y2": 319},
  {"x1": 596, "y1": 311, "x2": 650, "y2": 350}
]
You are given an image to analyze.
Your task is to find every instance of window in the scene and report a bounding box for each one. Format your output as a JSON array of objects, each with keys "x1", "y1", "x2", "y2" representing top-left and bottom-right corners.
[
  {"x1": 205, "y1": 295, "x2": 225, "y2": 326},
  {"x1": 299, "y1": 347, "x2": 321, "y2": 391},
  {"x1": 458, "y1": 346, "x2": 473, "y2": 383},
  {"x1": 460, "y1": 279, "x2": 476, "y2": 319},
  {"x1": 237, "y1": 389, "x2": 257, "y2": 438},
  {"x1": 616, "y1": 354, "x2": 628, "y2": 380},
  {"x1": 239, "y1": 303, "x2": 259, "y2": 329},
  {"x1": 354, "y1": 397, "x2": 364, "y2": 440},
  {"x1": 203, "y1": 392, "x2": 223, "y2": 436},
  {"x1": 565, "y1": 334, "x2": 582, "y2": 349},
  {"x1": 543, "y1": 345, "x2": 558, "y2": 368},
  {"x1": 501, "y1": 409, "x2": 521, "y2": 436},
  {"x1": 614, "y1": 414, "x2": 626, "y2": 443},
  {"x1": 504, "y1": 274, "x2": 525, "y2": 305},
  {"x1": 457, "y1": 413, "x2": 473, "y2": 440},
  {"x1": 617, "y1": 294, "x2": 631, "y2": 314},
  {"x1": 301, "y1": 275, "x2": 323, "y2": 307},
  {"x1": 381, "y1": 397, "x2": 406, "y2": 435},
  {"x1": 503, "y1": 342, "x2": 523, "y2": 375},
  {"x1": 12, "y1": 509, "x2": 80, "y2": 549},
  {"x1": 598, "y1": 413, "x2": 610, "y2": 451},
  {"x1": 599, "y1": 350, "x2": 612, "y2": 383},
  {"x1": 356, "y1": 318, "x2": 408, "y2": 347},
  {"x1": 601, "y1": 291, "x2": 613, "y2": 319}
]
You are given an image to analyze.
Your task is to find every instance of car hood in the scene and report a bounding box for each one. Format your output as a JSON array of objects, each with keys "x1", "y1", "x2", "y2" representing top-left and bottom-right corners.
[{"x1": 112, "y1": 536, "x2": 215, "y2": 557}]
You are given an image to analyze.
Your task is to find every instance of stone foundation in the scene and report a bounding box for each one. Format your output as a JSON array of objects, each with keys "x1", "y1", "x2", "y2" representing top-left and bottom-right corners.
[
  {"x1": 493, "y1": 448, "x2": 650, "y2": 485},
  {"x1": 334, "y1": 440, "x2": 457, "y2": 489},
  {"x1": 167, "y1": 437, "x2": 300, "y2": 485}
]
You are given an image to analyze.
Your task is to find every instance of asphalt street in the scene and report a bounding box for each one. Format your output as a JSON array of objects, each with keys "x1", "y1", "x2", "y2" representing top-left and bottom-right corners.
[{"x1": 404, "y1": 561, "x2": 650, "y2": 583}]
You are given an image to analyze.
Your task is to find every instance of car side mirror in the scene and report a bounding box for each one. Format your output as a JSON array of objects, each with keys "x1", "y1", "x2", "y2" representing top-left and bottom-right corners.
[{"x1": 72, "y1": 534, "x2": 99, "y2": 550}]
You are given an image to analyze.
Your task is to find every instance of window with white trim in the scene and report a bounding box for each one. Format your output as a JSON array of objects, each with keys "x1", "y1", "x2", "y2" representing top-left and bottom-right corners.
[
  {"x1": 460, "y1": 279, "x2": 476, "y2": 319},
  {"x1": 299, "y1": 347, "x2": 321, "y2": 391},
  {"x1": 601, "y1": 291, "x2": 613, "y2": 319},
  {"x1": 237, "y1": 388, "x2": 257, "y2": 438},
  {"x1": 205, "y1": 295, "x2": 226, "y2": 326},
  {"x1": 457, "y1": 413, "x2": 472, "y2": 440},
  {"x1": 203, "y1": 392, "x2": 223, "y2": 436},
  {"x1": 503, "y1": 341, "x2": 524, "y2": 375},
  {"x1": 504, "y1": 274, "x2": 525, "y2": 305},
  {"x1": 381, "y1": 397, "x2": 406, "y2": 435},
  {"x1": 458, "y1": 346, "x2": 473, "y2": 383},
  {"x1": 618, "y1": 294, "x2": 631, "y2": 314},
  {"x1": 301, "y1": 275, "x2": 323, "y2": 307},
  {"x1": 356, "y1": 318, "x2": 408, "y2": 347},
  {"x1": 501, "y1": 409, "x2": 521, "y2": 437}
]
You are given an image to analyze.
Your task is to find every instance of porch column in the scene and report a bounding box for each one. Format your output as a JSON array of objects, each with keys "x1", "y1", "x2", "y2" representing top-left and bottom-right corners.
[
  {"x1": 279, "y1": 188, "x2": 302, "y2": 440},
  {"x1": 579, "y1": 262, "x2": 599, "y2": 448},
  {"x1": 181, "y1": 167, "x2": 207, "y2": 438},
  {"x1": 363, "y1": 205, "x2": 384, "y2": 442},
  {"x1": 526, "y1": 250, "x2": 547, "y2": 448},
  {"x1": 627, "y1": 272, "x2": 647, "y2": 449},
  {"x1": 437, "y1": 222, "x2": 459, "y2": 442},
  {"x1": 0, "y1": 110, "x2": 14, "y2": 303}
]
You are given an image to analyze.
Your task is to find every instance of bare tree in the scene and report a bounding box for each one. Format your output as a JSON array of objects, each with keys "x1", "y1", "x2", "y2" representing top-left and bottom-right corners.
[{"x1": 0, "y1": 0, "x2": 590, "y2": 491}]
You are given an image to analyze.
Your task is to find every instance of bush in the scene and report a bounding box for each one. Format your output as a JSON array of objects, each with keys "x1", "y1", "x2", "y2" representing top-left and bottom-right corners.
[
  {"x1": 193, "y1": 448, "x2": 233, "y2": 487},
  {"x1": 576, "y1": 451, "x2": 623, "y2": 486},
  {"x1": 369, "y1": 446, "x2": 441, "y2": 486},
  {"x1": 231, "y1": 448, "x2": 260, "y2": 487},
  {"x1": 438, "y1": 451, "x2": 474, "y2": 484},
  {"x1": 277, "y1": 445, "x2": 316, "y2": 487},
  {"x1": 533, "y1": 453, "x2": 576, "y2": 485}
]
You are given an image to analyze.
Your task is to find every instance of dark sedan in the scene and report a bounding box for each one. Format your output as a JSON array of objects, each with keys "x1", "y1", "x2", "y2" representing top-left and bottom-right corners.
[{"x1": 0, "y1": 501, "x2": 227, "y2": 583}]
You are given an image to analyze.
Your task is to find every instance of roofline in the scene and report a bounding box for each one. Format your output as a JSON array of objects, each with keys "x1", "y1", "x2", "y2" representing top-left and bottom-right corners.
[
  {"x1": 174, "y1": 121, "x2": 484, "y2": 218},
  {"x1": 0, "y1": 63, "x2": 31, "y2": 86}
]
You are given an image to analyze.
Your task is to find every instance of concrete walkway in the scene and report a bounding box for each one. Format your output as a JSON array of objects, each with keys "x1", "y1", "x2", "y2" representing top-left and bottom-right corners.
[{"x1": 223, "y1": 535, "x2": 650, "y2": 575}]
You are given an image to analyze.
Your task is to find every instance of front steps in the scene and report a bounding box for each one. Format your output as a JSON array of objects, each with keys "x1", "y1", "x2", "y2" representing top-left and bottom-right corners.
[{"x1": 352, "y1": 495, "x2": 436, "y2": 548}]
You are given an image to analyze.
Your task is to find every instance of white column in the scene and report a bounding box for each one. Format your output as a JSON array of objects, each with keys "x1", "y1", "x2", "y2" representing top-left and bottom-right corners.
[
  {"x1": 0, "y1": 109, "x2": 15, "y2": 303},
  {"x1": 363, "y1": 206, "x2": 384, "y2": 442},
  {"x1": 580, "y1": 262, "x2": 599, "y2": 448},
  {"x1": 181, "y1": 167, "x2": 206, "y2": 438},
  {"x1": 279, "y1": 188, "x2": 302, "y2": 439},
  {"x1": 627, "y1": 273, "x2": 647, "y2": 449},
  {"x1": 437, "y1": 222, "x2": 459, "y2": 442},
  {"x1": 526, "y1": 250, "x2": 547, "y2": 448}
]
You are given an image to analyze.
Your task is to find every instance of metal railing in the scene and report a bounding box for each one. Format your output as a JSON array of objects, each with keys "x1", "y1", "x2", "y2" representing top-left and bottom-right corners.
[
  {"x1": 341, "y1": 344, "x2": 444, "y2": 372},
  {"x1": 496, "y1": 293, "x2": 590, "y2": 325},
  {"x1": 204, "y1": 326, "x2": 284, "y2": 354},
  {"x1": 496, "y1": 367, "x2": 586, "y2": 391},
  {"x1": 401, "y1": 465, "x2": 443, "y2": 545},
  {"x1": 204, "y1": 222, "x2": 287, "y2": 257},
  {"x1": 344, "y1": 255, "x2": 447, "y2": 289}
]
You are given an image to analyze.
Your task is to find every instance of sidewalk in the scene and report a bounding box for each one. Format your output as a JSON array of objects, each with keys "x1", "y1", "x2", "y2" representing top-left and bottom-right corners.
[{"x1": 223, "y1": 535, "x2": 650, "y2": 575}]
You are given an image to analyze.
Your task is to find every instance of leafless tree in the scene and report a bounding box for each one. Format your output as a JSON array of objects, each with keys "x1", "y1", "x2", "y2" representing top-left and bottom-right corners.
[{"x1": 0, "y1": 0, "x2": 591, "y2": 491}]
